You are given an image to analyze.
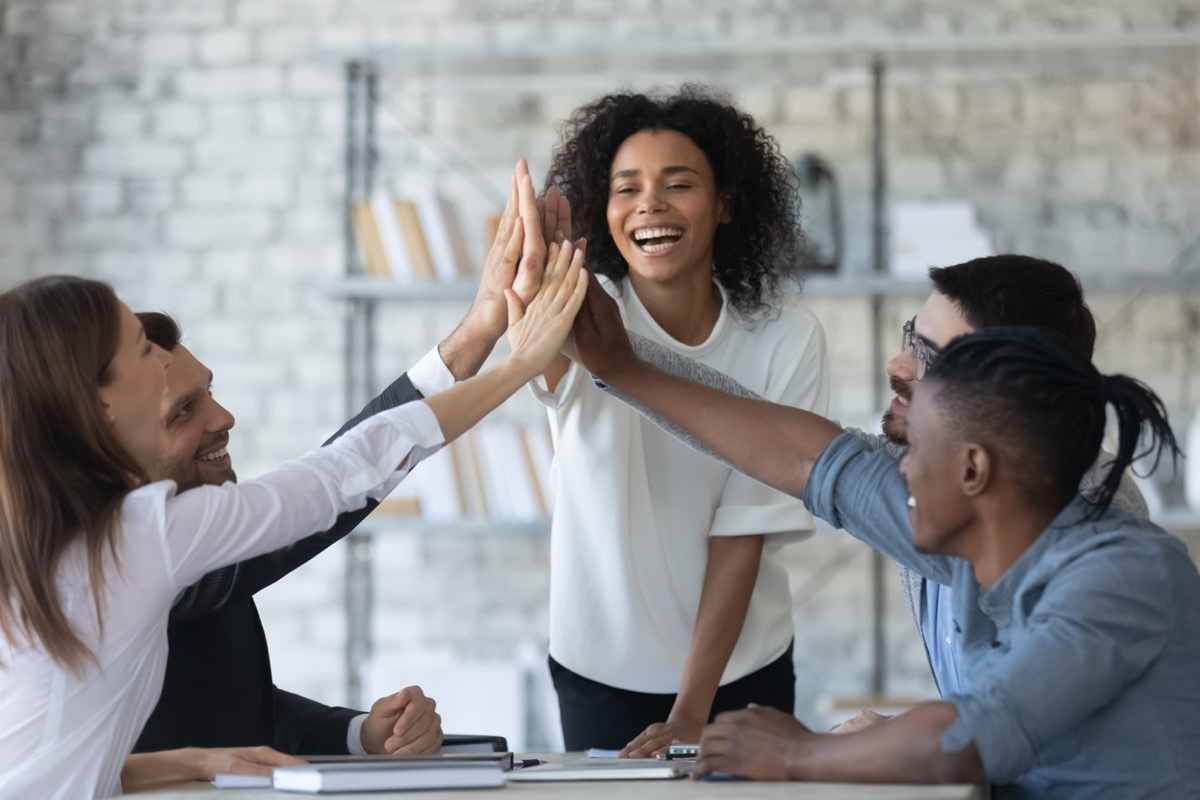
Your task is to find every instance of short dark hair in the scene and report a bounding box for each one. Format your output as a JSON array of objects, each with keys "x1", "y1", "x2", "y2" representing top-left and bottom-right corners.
[
  {"x1": 544, "y1": 84, "x2": 804, "y2": 317},
  {"x1": 929, "y1": 255, "x2": 1096, "y2": 359},
  {"x1": 137, "y1": 311, "x2": 182, "y2": 352},
  {"x1": 926, "y1": 327, "x2": 1179, "y2": 518}
]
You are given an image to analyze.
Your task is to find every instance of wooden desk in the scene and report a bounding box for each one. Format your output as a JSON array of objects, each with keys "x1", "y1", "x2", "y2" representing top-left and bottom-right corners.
[{"x1": 132, "y1": 754, "x2": 986, "y2": 800}]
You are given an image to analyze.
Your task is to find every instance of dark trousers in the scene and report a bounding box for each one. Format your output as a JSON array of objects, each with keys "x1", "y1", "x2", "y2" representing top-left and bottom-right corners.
[{"x1": 549, "y1": 641, "x2": 795, "y2": 751}]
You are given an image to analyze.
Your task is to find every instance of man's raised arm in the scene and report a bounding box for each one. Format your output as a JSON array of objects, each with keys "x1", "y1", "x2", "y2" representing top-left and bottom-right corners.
[{"x1": 570, "y1": 273, "x2": 843, "y2": 500}]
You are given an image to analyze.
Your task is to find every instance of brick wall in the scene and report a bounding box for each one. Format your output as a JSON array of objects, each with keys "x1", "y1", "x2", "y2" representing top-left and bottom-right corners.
[{"x1": 3, "y1": 0, "x2": 1199, "y2": 736}]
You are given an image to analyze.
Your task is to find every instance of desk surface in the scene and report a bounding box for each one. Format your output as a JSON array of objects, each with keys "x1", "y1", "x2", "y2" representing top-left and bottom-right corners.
[{"x1": 133, "y1": 754, "x2": 985, "y2": 800}]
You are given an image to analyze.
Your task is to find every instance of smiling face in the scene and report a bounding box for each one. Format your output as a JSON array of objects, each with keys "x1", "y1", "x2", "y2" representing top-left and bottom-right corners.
[
  {"x1": 606, "y1": 129, "x2": 729, "y2": 293},
  {"x1": 882, "y1": 291, "x2": 975, "y2": 444},
  {"x1": 97, "y1": 303, "x2": 173, "y2": 467},
  {"x1": 899, "y1": 383, "x2": 976, "y2": 556},
  {"x1": 143, "y1": 344, "x2": 237, "y2": 491}
]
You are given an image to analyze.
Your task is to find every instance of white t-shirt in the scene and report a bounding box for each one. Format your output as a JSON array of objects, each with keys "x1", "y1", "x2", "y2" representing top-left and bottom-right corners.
[
  {"x1": 0, "y1": 402, "x2": 444, "y2": 799},
  {"x1": 532, "y1": 277, "x2": 829, "y2": 692}
]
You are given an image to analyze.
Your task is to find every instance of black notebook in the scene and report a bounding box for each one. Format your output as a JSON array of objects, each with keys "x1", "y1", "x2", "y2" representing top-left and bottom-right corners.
[{"x1": 272, "y1": 759, "x2": 505, "y2": 793}]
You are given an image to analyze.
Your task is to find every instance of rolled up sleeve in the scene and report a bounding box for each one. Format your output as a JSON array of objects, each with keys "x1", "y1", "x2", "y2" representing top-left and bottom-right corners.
[{"x1": 942, "y1": 541, "x2": 1171, "y2": 781}]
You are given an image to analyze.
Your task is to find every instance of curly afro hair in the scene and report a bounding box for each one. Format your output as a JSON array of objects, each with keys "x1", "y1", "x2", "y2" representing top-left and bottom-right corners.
[{"x1": 544, "y1": 85, "x2": 804, "y2": 318}]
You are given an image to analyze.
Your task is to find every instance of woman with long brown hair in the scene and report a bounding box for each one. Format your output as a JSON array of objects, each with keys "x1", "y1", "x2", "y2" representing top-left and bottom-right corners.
[{"x1": 0, "y1": 246, "x2": 585, "y2": 797}]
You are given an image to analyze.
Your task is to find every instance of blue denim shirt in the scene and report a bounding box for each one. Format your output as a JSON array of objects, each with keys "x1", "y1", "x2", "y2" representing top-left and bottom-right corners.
[
  {"x1": 805, "y1": 433, "x2": 1200, "y2": 799},
  {"x1": 922, "y1": 580, "x2": 968, "y2": 696}
]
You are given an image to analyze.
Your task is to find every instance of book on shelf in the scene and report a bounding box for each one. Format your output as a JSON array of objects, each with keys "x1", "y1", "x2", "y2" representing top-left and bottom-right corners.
[
  {"x1": 414, "y1": 186, "x2": 475, "y2": 282},
  {"x1": 272, "y1": 758, "x2": 505, "y2": 793},
  {"x1": 369, "y1": 188, "x2": 415, "y2": 282},
  {"x1": 395, "y1": 198, "x2": 438, "y2": 280},
  {"x1": 391, "y1": 424, "x2": 554, "y2": 522},
  {"x1": 350, "y1": 200, "x2": 391, "y2": 278}
]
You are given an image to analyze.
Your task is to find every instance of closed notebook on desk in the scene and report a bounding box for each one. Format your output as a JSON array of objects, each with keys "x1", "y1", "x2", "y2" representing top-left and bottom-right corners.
[
  {"x1": 304, "y1": 751, "x2": 514, "y2": 770},
  {"x1": 272, "y1": 759, "x2": 505, "y2": 793},
  {"x1": 505, "y1": 757, "x2": 692, "y2": 782}
]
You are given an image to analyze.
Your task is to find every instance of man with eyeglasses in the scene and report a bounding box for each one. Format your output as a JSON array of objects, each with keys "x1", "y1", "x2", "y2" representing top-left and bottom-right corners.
[
  {"x1": 597, "y1": 254, "x2": 1148, "y2": 728},
  {"x1": 843, "y1": 255, "x2": 1147, "y2": 726}
]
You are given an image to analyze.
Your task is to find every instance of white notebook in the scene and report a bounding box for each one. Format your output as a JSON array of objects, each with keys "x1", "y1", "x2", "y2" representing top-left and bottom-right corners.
[{"x1": 272, "y1": 759, "x2": 505, "y2": 793}]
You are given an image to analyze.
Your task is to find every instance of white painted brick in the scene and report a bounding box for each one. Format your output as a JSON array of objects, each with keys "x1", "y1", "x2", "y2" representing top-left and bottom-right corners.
[
  {"x1": 151, "y1": 101, "x2": 206, "y2": 139},
  {"x1": 118, "y1": 1, "x2": 228, "y2": 32},
  {"x1": 278, "y1": 206, "x2": 338, "y2": 242},
  {"x1": 176, "y1": 67, "x2": 285, "y2": 99},
  {"x1": 94, "y1": 104, "x2": 147, "y2": 139},
  {"x1": 780, "y1": 87, "x2": 840, "y2": 124},
  {"x1": 207, "y1": 102, "x2": 255, "y2": 135},
  {"x1": 140, "y1": 31, "x2": 197, "y2": 67},
  {"x1": 258, "y1": 28, "x2": 318, "y2": 62},
  {"x1": 256, "y1": 99, "x2": 317, "y2": 137},
  {"x1": 285, "y1": 63, "x2": 342, "y2": 99},
  {"x1": 960, "y1": 84, "x2": 1021, "y2": 124},
  {"x1": 82, "y1": 143, "x2": 187, "y2": 176},
  {"x1": 59, "y1": 217, "x2": 158, "y2": 249},
  {"x1": 192, "y1": 139, "x2": 302, "y2": 171},
  {"x1": 181, "y1": 173, "x2": 292, "y2": 208},
  {"x1": 1080, "y1": 82, "x2": 1135, "y2": 119},
  {"x1": 124, "y1": 177, "x2": 177, "y2": 214},
  {"x1": 164, "y1": 211, "x2": 274, "y2": 247},
  {"x1": 197, "y1": 29, "x2": 253, "y2": 65},
  {"x1": 234, "y1": 0, "x2": 340, "y2": 26},
  {"x1": 71, "y1": 180, "x2": 123, "y2": 214}
]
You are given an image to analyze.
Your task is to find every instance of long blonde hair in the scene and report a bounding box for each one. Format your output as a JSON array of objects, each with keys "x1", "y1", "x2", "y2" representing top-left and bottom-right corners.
[{"x1": 0, "y1": 276, "x2": 146, "y2": 671}]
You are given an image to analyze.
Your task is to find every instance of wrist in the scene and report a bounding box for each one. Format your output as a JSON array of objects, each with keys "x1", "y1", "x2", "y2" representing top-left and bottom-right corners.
[{"x1": 438, "y1": 314, "x2": 499, "y2": 382}]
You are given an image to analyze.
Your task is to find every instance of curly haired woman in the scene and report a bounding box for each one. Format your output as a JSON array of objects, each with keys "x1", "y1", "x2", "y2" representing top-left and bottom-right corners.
[{"x1": 531, "y1": 85, "x2": 830, "y2": 755}]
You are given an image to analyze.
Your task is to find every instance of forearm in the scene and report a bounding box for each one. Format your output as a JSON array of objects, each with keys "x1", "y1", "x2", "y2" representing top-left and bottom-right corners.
[
  {"x1": 789, "y1": 702, "x2": 982, "y2": 784},
  {"x1": 423, "y1": 358, "x2": 533, "y2": 444},
  {"x1": 600, "y1": 360, "x2": 842, "y2": 499},
  {"x1": 437, "y1": 312, "x2": 501, "y2": 382},
  {"x1": 122, "y1": 750, "x2": 203, "y2": 793},
  {"x1": 672, "y1": 534, "x2": 765, "y2": 724}
]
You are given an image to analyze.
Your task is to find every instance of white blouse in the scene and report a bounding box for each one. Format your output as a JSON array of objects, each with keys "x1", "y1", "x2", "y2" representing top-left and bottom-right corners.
[{"x1": 0, "y1": 401, "x2": 443, "y2": 799}]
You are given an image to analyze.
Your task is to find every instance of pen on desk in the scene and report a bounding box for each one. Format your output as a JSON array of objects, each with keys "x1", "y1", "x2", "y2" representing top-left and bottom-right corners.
[{"x1": 513, "y1": 759, "x2": 542, "y2": 769}]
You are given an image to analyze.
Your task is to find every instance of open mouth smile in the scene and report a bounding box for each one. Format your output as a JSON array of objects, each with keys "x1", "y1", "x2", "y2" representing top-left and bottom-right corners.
[{"x1": 632, "y1": 226, "x2": 683, "y2": 254}]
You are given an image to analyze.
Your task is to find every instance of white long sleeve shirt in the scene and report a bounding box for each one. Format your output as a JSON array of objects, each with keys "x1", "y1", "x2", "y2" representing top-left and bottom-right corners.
[{"x1": 0, "y1": 401, "x2": 443, "y2": 799}]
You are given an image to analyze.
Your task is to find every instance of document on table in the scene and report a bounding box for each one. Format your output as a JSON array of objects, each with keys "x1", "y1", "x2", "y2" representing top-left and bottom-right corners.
[
  {"x1": 211, "y1": 773, "x2": 271, "y2": 788},
  {"x1": 586, "y1": 748, "x2": 622, "y2": 758}
]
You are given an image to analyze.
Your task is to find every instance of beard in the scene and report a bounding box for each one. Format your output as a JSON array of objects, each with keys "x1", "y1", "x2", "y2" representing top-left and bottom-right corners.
[
  {"x1": 145, "y1": 453, "x2": 237, "y2": 492},
  {"x1": 880, "y1": 376, "x2": 912, "y2": 445}
]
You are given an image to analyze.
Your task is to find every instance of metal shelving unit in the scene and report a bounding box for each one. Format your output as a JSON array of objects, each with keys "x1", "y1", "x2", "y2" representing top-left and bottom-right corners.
[{"x1": 321, "y1": 30, "x2": 1200, "y2": 705}]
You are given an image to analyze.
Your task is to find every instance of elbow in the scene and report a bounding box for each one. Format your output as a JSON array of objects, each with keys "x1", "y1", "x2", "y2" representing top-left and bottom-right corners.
[{"x1": 930, "y1": 746, "x2": 985, "y2": 785}]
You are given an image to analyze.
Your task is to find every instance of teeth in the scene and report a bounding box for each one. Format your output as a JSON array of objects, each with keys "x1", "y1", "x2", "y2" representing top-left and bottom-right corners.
[
  {"x1": 634, "y1": 227, "x2": 682, "y2": 242},
  {"x1": 896, "y1": 396, "x2": 910, "y2": 407},
  {"x1": 200, "y1": 446, "x2": 227, "y2": 462}
]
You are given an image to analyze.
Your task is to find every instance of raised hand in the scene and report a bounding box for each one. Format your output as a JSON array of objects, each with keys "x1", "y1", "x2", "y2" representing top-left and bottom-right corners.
[
  {"x1": 567, "y1": 270, "x2": 636, "y2": 380},
  {"x1": 539, "y1": 184, "x2": 572, "y2": 247},
  {"x1": 505, "y1": 241, "x2": 588, "y2": 376},
  {"x1": 361, "y1": 685, "x2": 443, "y2": 755},
  {"x1": 439, "y1": 160, "x2": 547, "y2": 380},
  {"x1": 471, "y1": 159, "x2": 546, "y2": 337}
]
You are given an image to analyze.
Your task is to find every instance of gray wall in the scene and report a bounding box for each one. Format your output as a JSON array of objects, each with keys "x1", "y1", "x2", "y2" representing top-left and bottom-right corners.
[{"x1": 3, "y1": 0, "x2": 1200, "y2": 739}]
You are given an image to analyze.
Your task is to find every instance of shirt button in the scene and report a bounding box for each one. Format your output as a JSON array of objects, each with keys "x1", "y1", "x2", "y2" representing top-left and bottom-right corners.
[{"x1": 945, "y1": 636, "x2": 953, "y2": 644}]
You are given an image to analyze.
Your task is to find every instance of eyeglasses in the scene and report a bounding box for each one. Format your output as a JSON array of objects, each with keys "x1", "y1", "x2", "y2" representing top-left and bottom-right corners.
[{"x1": 901, "y1": 317, "x2": 936, "y2": 381}]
